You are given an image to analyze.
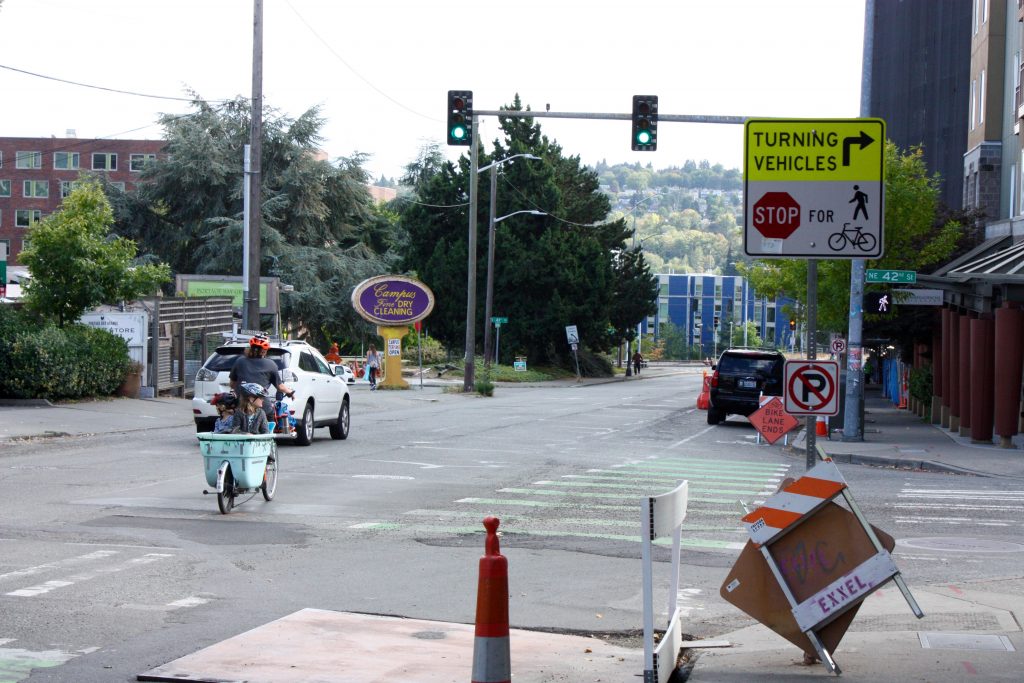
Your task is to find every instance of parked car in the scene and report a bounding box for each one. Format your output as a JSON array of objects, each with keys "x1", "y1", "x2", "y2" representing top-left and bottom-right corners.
[
  {"x1": 192, "y1": 338, "x2": 350, "y2": 445},
  {"x1": 707, "y1": 348, "x2": 785, "y2": 425},
  {"x1": 329, "y1": 362, "x2": 356, "y2": 385}
]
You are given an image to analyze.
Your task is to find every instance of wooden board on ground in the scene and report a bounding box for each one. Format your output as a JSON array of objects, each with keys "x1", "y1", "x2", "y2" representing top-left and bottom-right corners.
[{"x1": 719, "y1": 501, "x2": 895, "y2": 656}]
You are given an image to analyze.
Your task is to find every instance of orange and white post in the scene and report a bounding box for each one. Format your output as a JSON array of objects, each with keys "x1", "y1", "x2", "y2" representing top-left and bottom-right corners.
[{"x1": 471, "y1": 517, "x2": 510, "y2": 683}]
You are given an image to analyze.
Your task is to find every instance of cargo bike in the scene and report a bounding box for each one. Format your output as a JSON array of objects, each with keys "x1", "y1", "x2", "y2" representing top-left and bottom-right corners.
[{"x1": 197, "y1": 432, "x2": 278, "y2": 514}]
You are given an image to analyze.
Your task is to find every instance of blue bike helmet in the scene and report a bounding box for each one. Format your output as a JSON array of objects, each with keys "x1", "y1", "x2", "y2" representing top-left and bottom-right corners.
[{"x1": 240, "y1": 382, "x2": 270, "y2": 398}]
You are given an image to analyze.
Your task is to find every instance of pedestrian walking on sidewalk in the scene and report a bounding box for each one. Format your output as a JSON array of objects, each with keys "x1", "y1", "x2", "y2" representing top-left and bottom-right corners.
[
  {"x1": 366, "y1": 344, "x2": 382, "y2": 390},
  {"x1": 632, "y1": 350, "x2": 644, "y2": 375}
]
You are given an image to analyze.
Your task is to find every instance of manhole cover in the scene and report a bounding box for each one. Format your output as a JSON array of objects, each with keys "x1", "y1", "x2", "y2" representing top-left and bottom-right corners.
[
  {"x1": 411, "y1": 631, "x2": 447, "y2": 640},
  {"x1": 919, "y1": 633, "x2": 1016, "y2": 652},
  {"x1": 899, "y1": 537, "x2": 1024, "y2": 553}
]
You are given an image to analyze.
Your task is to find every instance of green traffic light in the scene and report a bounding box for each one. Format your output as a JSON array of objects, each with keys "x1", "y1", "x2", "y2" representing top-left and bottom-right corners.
[
  {"x1": 636, "y1": 130, "x2": 652, "y2": 145},
  {"x1": 450, "y1": 125, "x2": 467, "y2": 141}
]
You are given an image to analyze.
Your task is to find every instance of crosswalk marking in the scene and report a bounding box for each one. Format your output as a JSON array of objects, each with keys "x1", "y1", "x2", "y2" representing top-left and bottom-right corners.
[
  {"x1": 891, "y1": 483, "x2": 1023, "y2": 530},
  {"x1": 4, "y1": 553, "x2": 173, "y2": 598},
  {"x1": 0, "y1": 550, "x2": 119, "y2": 583},
  {"x1": 384, "y1": 453, "x2": 790, "y2": 553}
]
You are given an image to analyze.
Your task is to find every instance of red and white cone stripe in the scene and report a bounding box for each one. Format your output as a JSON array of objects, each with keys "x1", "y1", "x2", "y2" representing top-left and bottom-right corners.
[
  {"x1": 472, "y1": 517, "x2": 511, "y2": 683},
  {"x1": 741, "y1": 460, "x2": 847, "y2": 546}
]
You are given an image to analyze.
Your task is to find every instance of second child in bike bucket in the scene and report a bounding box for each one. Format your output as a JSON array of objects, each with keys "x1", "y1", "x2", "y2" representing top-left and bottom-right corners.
[{"x1": 231, "y1": 383, "x2": 271, "y2": 435}]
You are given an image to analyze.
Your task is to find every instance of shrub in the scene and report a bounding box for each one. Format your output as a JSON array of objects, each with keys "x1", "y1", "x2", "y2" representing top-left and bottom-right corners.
[
  {"x1": 573, "y1": 349, "x2": 614, "y2": 377},
  {"x1": 0, "y1": 308, "x2": 131, "y2": 399},
  {"x1": 908, "y1": 365, "x2": 933, "y2": 404}
]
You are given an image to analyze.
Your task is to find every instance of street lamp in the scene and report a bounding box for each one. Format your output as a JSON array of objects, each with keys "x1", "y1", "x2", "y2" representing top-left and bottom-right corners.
[
  {"x1": 483, "y1": 208, "x2": 546, "y2": 366},
  {"x1": 480, "y1": 153, "x2": 542, "y2": 367}
]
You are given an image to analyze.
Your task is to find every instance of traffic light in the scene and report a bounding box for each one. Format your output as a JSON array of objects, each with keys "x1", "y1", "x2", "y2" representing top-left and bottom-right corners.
[
  {"x1": 714, "y1": 315, "x2": 720, "y2": 328},
  {"x1": 447, "y1": 90, "x2": 473, "y2": 146},
  {"x1": 789, "y1": 319, "x2": 796, "y2": 331},
  {"x1": 631, "y1": 95, "x2": 658, "y2": 151}
]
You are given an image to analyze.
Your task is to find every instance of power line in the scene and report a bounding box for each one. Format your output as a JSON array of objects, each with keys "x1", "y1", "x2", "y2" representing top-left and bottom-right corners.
[
  {"x1": 0, "y1": 63, "x2": 230, "y2": 103},
  {"x1": 283, "y1": 0, "x2": 436, "y2": 122}
]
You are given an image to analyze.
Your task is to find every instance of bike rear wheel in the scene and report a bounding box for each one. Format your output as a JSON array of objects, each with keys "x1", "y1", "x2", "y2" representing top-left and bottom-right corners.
[
  {"x1": 827, "y1": 232, "x2": 847, "y2": 251},
  {"x1": 855, "y1": 232, "x2": 877, "y2": 252}
]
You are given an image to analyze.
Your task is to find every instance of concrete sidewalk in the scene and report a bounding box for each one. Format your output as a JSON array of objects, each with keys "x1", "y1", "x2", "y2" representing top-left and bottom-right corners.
[
  {"x1": 791, "y1": 385, "x2": 1024, "y2": 480},
  {"x1": 0, "y1": 396, "x2": 194, "y2": 443}
]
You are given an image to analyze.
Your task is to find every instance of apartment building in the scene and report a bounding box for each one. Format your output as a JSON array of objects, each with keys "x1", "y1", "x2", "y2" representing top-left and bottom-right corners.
[
  {"x1": 647, "y1": 273, "x2": 797, "y2": 357},
  {"x1": 0, "y1": 135, "x2": 165, "y2": 268}
]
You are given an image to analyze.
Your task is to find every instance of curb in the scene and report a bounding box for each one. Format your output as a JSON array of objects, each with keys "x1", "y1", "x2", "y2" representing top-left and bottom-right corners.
[
  {"x1": 824, "y1": 451, "x2": 994, "y2": 477},
  {"x1": 0, "y1": 398, "x2": 54, "y2": 407}
]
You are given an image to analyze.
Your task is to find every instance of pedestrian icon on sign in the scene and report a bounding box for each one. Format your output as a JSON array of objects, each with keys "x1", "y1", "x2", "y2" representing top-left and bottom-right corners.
[
  {"x1": 877, "y1": 294, "x2": 889, "y2": 312},
  {"x1": 850, "y1": 185, "x2": 869, "y2": 220}
]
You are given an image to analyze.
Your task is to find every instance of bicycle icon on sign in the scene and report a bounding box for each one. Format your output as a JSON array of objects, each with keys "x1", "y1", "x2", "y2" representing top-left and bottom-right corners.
[{"x1": 827, "y1": 222, "x2": 876, "y2": 253}]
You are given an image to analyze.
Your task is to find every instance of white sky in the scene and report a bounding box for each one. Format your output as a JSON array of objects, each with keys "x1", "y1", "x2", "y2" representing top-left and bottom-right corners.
[{"x1": 0, "y1": 0, "x2": 866, "y2": 182}]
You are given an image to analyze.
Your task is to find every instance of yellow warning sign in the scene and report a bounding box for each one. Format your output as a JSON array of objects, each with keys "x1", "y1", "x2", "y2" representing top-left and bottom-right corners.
[{"x1": 745, "y1": 119, "x2": 885, "y2": 183}]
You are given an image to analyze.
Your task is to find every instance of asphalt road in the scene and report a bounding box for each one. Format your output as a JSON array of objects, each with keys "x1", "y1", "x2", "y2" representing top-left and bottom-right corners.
[{"x1": 1, "y1": 372, "x2": 1021, "y2": 681}]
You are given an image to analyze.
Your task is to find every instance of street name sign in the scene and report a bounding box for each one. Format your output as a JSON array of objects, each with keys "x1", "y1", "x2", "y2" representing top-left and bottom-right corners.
[
  {"x1": 784, "y1": 360, "x2": 840, "y2": 416},
  {"x1": 894, "y1": 288, "x2": 942, "y2": 306},
  {"x1": 866, "y1": 269, "x2": 916, "y2": 284},
  {"x1": 744, "y1": 118, "x2": 885, "y2": 259},
  {"x1": 492, "y1": 316, "x2": 508, "y2": 325}
]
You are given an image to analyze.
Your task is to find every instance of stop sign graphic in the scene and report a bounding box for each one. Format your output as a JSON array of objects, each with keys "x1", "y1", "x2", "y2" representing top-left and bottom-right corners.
[{"x1": 753, "y1": 192, "x2": 801, "y2": 239}]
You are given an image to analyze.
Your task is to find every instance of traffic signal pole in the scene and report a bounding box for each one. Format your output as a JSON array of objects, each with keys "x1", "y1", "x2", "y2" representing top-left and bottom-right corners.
[{"x1": 463, "y1": 116, "x2": 480, "y2": 393}]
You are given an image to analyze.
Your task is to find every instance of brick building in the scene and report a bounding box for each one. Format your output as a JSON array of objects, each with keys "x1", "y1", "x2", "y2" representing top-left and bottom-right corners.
[{"x1": 0, "y1": 135, "x2": 165, "y2": 268}]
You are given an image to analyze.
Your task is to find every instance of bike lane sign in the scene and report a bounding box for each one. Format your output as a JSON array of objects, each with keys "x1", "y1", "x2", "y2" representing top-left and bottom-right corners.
[
  {"x1": 744, "y1": 118, "x2": 885, "y2": 259},
  {"x1": 784, "y1": 360, "x2": 840, "y2": 416}
]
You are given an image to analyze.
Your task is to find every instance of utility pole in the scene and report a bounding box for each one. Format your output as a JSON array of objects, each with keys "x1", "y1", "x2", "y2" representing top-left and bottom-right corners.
[
  {"x1": 843, "y1": 0, "x2": 874, "y2": 442},
  {"x1": 245, "y1": 0, "x2": 263, "y2": 331}
]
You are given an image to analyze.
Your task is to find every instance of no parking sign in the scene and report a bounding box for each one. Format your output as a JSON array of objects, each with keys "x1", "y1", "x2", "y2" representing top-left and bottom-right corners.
[{"x1": 784, "y1": 360, "x2": 840, "y2": 416}]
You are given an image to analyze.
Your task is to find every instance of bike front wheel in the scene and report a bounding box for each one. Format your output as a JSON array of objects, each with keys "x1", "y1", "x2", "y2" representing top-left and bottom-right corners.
[{"x1": 261, "y1": 455, "x2": 278, "y2": 501}]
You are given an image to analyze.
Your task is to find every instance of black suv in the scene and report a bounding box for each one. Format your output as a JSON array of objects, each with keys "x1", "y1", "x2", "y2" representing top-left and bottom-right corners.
[{"x1": 707, "y1": 349, "x2": 785, "y2": 425}]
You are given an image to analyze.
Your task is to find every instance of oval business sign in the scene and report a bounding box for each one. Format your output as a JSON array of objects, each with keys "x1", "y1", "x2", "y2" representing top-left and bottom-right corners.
[{"x1": 351, "y1": 275, "x2": 435, "y2": 326}]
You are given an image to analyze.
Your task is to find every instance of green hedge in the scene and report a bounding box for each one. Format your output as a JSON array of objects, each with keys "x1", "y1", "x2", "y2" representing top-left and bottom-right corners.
[{"x1": 0, "y1": 307, "x2": 132, "y2": 400}]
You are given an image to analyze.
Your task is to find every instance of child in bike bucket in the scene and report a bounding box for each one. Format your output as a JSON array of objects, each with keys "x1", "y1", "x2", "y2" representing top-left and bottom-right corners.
[
  {"x1": 231, "y1": 383, "x2": 271, "y2": 435},
  {"x1": 210, "y1": 392, "x2": 238, "y2": 434}
]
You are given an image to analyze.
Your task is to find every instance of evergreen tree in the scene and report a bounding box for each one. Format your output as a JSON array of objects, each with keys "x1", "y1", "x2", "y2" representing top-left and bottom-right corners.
[{"x1": 111, "y1": 96, "x2": 396, "y2": 350}]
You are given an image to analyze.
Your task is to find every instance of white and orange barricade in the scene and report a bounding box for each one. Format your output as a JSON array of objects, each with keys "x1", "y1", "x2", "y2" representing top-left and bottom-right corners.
[{"x1": 736, "y1": 455, "x2": 923, "y2": 674}]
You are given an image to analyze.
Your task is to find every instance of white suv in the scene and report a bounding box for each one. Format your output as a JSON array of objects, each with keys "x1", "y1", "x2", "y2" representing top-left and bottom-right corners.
[{"x1": 192, "y1": 338, "x2": 350, "y2": 446}]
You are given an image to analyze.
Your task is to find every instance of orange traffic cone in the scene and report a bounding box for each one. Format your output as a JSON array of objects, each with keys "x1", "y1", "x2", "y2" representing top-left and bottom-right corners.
[
  {"x1": 697, "y1": 371, "x2": 711, "y2": 410},
  {"x1": 472, "y1": 517, "x2": 511, "y2": 683},
  {"x1": 816, "y1": 415, "x2": 828, "y2": 437}
]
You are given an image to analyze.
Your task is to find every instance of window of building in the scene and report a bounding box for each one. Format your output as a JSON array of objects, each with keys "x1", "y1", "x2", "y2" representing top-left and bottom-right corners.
[
  {"x1": 659, "y1": 302, "x2": 668, "y2": 321},
  {"x1": 0, "y1": 239, "x2": 9, "y2": 257},
  {"x1": 54, "y1": 152, "x2": 80, "y2": 170},
  {"x1": 107, "y1": 182, "x2": 126, "y2": 192},
  {"x1": 714, "y1": 283, "x2": 722, "y2": 298},
  {"x1": 980, "y1": 69, "x2": 986, "y2": 125},
  {"x1": 660, "y1": 281, "x2": 669, "y2": 296},
  {"x1": 766, "y1": 306, "x2": 776, "y2": 324},
  {"x1": 694, "y1": 281, "x2": 703, "y2": 298},
  {"x1": 0, "y1": 151, "x2": 3, "y2": 168},
  {"x1": 16, "y1": 151, "x2": 42, "y2": 169},
  {"x1": 129, "y1": 153, "x2": 156, "y2": 171},
  {"x1": 60, "y1": 180, "x2": 83, "y2": 198},
  {"x1": 15, "y1": 209, "x2": 42, "y2": 228},
  {"x1": 23, "y1": 180, "x2": 49, "y2": 199},
  {"x1": 970, "y1": 79, "x2": 976, "y2": 130},
  {"x1": 91, "y1": 153, "x2": 117, "y2": 171},
  {"x1": 0, "y1": 180, "x2": 10, "y2": 197}
]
